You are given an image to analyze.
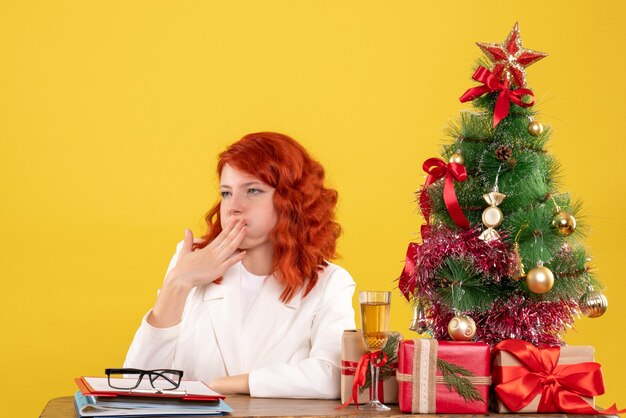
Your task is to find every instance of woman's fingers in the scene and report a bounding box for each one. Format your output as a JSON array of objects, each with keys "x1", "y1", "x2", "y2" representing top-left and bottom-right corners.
[
  {"x1": 219, "y1": 223, "x2": 246, "y2": 256},
  {"x1": 180, "y1": 228, "x2": 194, "y2": 255},
  {"x1": 208, "y1": 218, "x2": 239, "y2": 250},
  {"x1": 173, "y1": 221, "x2": 248, "y2": 289},
  {"x1": 215, "y1": 220, "x2": 245, "y2": 251}
]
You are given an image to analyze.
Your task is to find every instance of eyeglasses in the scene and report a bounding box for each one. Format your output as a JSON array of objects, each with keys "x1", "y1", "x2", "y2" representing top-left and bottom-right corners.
[{"x1": 105, "y1": 368, "x2": 184, "y2": 391}]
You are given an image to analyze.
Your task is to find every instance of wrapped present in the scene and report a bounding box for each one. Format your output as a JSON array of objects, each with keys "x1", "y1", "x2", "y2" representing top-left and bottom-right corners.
[
  {"x1": 492, "y1": 339, "x2": 625, "y2": 414},
  {"x1": 396, "y1": 339, "x2": 490, "y2": 413},
  {"x1": 340, "y1": 330, "x2": 401, "y2": 405}
]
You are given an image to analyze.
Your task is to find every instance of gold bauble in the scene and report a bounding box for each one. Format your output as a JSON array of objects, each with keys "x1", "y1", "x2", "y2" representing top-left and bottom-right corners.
[
  {"x1": 447, "y1": 315, "x2": 476, "y2": 341},
  {"x1": 482, "y1": 206, "x2": 503, "y2": 228},
  {"x1": 552, "y1": 210, "x2": 576, "y2": 236},
  {"x1": 449, "y1": 152, "x2": 464, "y2": 165},
  {"x1": 579, "y1": 291, "x2": 608, "y2": 318},
  {"x1": 525, "y1": 265, "x2": 555, "y2": 294},
  {"x1": 528, "y1": 120, "x2": 544, "y2": 136}
]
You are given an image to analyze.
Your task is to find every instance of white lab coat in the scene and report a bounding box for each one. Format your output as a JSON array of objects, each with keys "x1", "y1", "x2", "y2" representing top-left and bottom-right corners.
[{"x1": 124, "y1": 241, "x2": 356, "y2": 398}]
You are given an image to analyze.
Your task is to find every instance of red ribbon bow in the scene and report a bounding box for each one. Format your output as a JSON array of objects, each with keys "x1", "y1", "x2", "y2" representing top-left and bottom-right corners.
[
  {"x1": 419, "y1": 157, "x2": 470, "y2": 230},
  {"x1": 338, "y1": 350, "x2": 388, "y2": 410},
  {"x1": 459, "y1": 66, "x2": 535, "y2": 127},
  {"x1": 493, "y1": 339, "x2": 625, "y2": 415},
  {"x1": 399, "y1": 243, "x2": 418, "y2": 301}
]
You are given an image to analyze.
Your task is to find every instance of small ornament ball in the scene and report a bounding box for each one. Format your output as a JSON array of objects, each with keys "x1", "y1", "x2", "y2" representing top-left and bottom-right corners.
[
  {"x1": 447, "y1": 315, "x2": 476, "y2": 341},
  {"x1": 525, "y1": 265, "x2": 555, "y2": 294},
  {"x1": 528, "y1": 120, "x2": 544, "y2": 136},
  {"x1": 449, "y1": 152, "x2": 464, "y2": 165},
  {"x1": 552, "y1": 210, "x2": 577, "y2": 236},
  {"x1": 579, "y1": 291, "x2": 608, "y2": 318}
]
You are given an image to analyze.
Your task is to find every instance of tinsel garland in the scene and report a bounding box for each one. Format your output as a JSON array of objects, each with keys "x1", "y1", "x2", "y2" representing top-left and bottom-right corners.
[
  {"x1": 428, "y1": 297, "x2": 578, "y2": 346},
  {"x1": 404, "y1": 225, "x2": 577, "y2": 345},
  {"x1": 403, "y1": 225, "x2": 513, "y2": 301}
]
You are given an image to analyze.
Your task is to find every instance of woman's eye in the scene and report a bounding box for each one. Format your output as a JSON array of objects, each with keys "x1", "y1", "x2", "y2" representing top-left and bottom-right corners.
[
  {"x1": 248, "y1": 188, "x2": 263, "y2": 195},
  {"x1": 220, "y1": 191, "x2": 231, "y2": 198}
]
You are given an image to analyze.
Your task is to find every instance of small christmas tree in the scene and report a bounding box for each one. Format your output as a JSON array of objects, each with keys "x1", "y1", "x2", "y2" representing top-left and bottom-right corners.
[{"x1": 400, "y1": 23, "x2": 608, "y2": 346}]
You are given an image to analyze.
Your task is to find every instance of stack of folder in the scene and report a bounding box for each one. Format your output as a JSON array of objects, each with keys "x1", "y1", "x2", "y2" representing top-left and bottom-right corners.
[{"x1": 74, "y1": 376, "x2": 233, "y2": 417}]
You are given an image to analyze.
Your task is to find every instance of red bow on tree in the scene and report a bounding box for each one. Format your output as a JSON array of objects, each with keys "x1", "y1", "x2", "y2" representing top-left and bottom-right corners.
[
  {"x1": 419, "y1": 157, "x2": 470, "y2": 230},
  {"x1": 399, "y1": 243, "x2": 418, "y2": 301},
  {"x1": 459, "y1": 66, "x2": 535, "y2": 127},
  {"x1": 402, "y1": 158, "x2": 470, "y2": 301},
  {"x1": 492, "y1": 339, "x2": 625, "y2": 415}
]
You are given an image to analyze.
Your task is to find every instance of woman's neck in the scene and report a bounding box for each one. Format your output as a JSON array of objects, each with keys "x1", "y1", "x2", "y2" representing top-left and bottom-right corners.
[{"x1": 241, "y1": 243, "x2": 274, "y2": 276}]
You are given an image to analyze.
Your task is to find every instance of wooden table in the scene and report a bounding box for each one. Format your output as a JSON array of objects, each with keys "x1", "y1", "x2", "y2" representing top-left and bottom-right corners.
[{"x1": 39, "y1": 395, "x2": 613, "y2": 418}]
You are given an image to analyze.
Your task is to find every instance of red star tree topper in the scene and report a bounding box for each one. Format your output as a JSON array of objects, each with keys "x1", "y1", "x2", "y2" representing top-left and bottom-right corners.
[{"x1": 477, "y1": 22, "x2": 548, "y2": 87}]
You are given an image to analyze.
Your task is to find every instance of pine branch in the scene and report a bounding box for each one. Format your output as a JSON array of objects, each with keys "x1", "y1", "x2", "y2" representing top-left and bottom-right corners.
[
  {"x1": 506, "y1": 201, "x2": 564, "y2": 267},
  {"x1": 434, "y1": 257, "x2": 496, "y2": 312},
  {"x1": 447, "y1": 111, "x2": 494, "y2": 144},
  {"x1": 436, "y1": 359, "x2": 485, "y2": 403}
]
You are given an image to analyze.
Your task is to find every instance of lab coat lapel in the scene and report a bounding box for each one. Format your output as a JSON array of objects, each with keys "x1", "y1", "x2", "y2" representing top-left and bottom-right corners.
[{"x1": 203, "y1": 264, "x2": 243, "y2": 376}]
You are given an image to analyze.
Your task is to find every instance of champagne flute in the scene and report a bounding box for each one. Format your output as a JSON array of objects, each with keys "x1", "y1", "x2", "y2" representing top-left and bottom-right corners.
[{"x1": 359, "y1": 291, "x2": 391, "y2": 411}]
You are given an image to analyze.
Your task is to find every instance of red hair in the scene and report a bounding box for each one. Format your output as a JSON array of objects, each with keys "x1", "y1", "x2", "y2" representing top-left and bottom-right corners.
[{"x1": 193, "y1": 132, "x2": 341, "y2": 303}]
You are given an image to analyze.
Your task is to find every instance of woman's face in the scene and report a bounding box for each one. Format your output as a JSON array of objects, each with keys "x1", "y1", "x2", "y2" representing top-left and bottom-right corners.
[{"x1": 219, "y1": 163, "x2": 278, "y2": 251}]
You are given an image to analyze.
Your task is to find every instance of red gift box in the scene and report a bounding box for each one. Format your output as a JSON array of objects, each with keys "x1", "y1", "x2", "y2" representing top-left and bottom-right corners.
[
  {"x1": 397, "y1": 339, "x2": 490, "y2": 414},
  {"x1": 340, "y1": 330, "x2": 401, "y2": 405},
  {"x1": 491, "y1": 339, "x2": 626, "y2": 415}
]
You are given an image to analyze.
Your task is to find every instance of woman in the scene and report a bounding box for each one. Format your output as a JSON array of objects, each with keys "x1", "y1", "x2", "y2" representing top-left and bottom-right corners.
[{"x1": 124, "y1": 132, "x2": 356, "y2": 399}]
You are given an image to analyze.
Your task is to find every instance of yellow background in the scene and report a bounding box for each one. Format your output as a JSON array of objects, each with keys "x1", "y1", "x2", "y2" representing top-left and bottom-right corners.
[{"x1": 2, "y1": 1, "x2": 625, "y2": 415}]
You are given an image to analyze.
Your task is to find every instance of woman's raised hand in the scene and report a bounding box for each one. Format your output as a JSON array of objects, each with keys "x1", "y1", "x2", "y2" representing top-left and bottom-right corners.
[
  {"x1": 148, "y1": 219, "x2": 247, "y2": 328},
  {"x1": 168, "y1": 219, "x2": 247, "y2": 290}
]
